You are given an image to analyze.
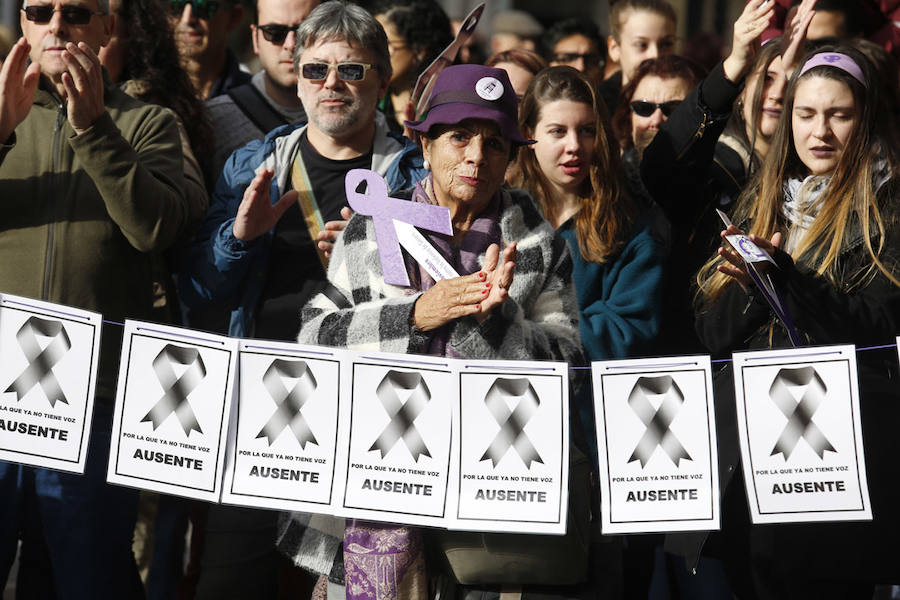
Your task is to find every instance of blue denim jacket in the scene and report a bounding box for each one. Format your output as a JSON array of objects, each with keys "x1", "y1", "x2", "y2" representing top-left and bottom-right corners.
[{"x1": 176, "y1": 115, "x2": 427, "y2": 337}]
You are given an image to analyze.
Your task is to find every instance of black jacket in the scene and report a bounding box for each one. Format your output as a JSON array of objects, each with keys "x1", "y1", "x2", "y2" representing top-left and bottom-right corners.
[
  {"x1": 638, "y1": 62, "x2": 744, "y2": 355},
  {"x1": 672, "y1": 204, "x2": 900, "y2": 589}
]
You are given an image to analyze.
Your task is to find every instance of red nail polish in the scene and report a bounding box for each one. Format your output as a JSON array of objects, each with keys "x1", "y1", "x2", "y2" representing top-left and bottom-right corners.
[
  {"x1": 482, "y1": 289, "x2": 488, "y2": 295},
  {"x1": 479, "y1": 272, "x2": 486, "y2": 280},
  {"x1": 485, "y1": 283, "x2": 491, "y2": 288},
  {"x1": 475, "y1": 305, "x2": 481, "y2": 310}
]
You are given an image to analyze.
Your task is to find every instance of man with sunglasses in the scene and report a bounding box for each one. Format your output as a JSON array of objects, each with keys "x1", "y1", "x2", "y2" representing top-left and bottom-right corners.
[
  {"x1": 168, "y1": 0, "x2": 249, "y2": 99},
  {"x1": 0, "y1": 0, "x2": 197, "y2": 596},
  {"x1": 177, "y1": 3, "x2": 425, "y2": 597},
  {"x1": 542, "y1": 18, "x2": 606, "y2": 88},
  {"x1": 205, "y1": 0, "x2": 319, "y2": 183}
]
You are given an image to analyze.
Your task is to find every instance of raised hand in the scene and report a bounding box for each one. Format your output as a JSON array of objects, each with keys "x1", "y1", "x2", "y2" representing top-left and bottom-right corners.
[
  {"x1": 0, "y1": 38, "x2": 41, "y2": 143},
  {"x1": 723, "y1": 0, "x2": 776, "y2": 82},
  {"x1": 61, "y1": 42, "x2": 107, "y2": 134},
  {"x1": 781, "y1": 0, "x2": 817, "y2": 76},
  {"x1": 317, "y1": 206, "x2": 354, "y2": 258},
  {"x1": 232, "y1": 169, "x2": 297, "y2": 242}
]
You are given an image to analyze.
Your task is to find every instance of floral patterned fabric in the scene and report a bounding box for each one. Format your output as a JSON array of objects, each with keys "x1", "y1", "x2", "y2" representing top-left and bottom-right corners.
[{"x1": 344, "y1": 522, "x2": 427, "y2": 600}]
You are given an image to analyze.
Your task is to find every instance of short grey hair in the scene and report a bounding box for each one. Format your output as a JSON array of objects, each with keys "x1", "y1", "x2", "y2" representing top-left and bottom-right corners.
[
  {"x1": 24, "y1": 0, "x2": 111, "y2": 14},
  {"x1": 293, "y1": 1, "x2": 391, "y2": 80}
]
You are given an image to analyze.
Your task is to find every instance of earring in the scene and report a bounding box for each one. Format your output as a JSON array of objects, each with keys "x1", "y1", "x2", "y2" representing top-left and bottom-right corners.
[{"x1": 423, "y1": 159, "x2": 430, "y2": 170}]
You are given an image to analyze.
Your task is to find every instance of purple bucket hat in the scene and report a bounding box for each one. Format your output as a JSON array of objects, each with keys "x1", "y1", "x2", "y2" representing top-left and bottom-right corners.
[{"x1": 405, "y1": 64, "x2": 534, "y2": 145}]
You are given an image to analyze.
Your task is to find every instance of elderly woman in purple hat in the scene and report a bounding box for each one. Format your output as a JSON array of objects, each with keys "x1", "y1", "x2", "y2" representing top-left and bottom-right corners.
[{"x1": 297, "y1": 64, "x2": 584, "y2": 600}]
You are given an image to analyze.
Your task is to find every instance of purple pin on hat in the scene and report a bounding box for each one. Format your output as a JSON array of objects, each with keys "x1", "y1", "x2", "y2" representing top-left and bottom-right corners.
[
  {"x1": 405, "y1": 64, "x2": 534, "y2": 145},
  {"x1": 798, "y1": 52, "x2": 867, "y2": 88}
]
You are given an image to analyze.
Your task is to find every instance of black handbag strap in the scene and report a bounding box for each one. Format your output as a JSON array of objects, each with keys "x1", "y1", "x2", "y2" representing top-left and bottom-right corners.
[
  {"x1": 321, "y1": 282, "x2": 352, "y2": 310},
  {"x1": 227, "y1": 83, "x2": 289, "y2": 135}
]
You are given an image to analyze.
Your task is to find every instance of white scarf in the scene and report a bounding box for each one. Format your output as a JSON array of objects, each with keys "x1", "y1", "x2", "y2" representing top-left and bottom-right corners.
[{"x1": 781, "y1": 175, "x2": 829, "y2": 254}]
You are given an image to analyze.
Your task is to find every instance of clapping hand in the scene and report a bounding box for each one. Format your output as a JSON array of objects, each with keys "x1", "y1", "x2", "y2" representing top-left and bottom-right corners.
[
  {"x1": 0, "y1": 38, "x2": 41, "y2": 143},
  {"x1": 411, "y1": 242, "x2": 517, "y2": 331},
  {"x1": 232, "y1": 169, "x2": 297, "y2": 242},
  {"x1": 316, "y1": 206, "x2": 353, "y2": 258},
  {"x1": 61, "y1": 42, "x2": 107, "y2": 135}
]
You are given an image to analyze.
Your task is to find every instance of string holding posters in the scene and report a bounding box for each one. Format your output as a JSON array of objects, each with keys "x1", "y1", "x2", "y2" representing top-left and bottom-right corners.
[
  {"x1": 593, "y1": 356, "x2": 719, "y2": 534},
  {"x1": 0, "y1": 294, "x2": 101, "y2": 473},
  {"x1": 222, "y1": 340, "x2": 342, "y2": 512},
  {"x1": 732, "y1": 345, "x2": 871, "y2": 524},
  {"x1": 336, "y1": 351, "x2": 455, "y2": 527},
  {"x1": 107, "y1": 321, "x2": 238, "y2": 502},
  {"x1": 452, "y1": 360, "x2": 569, "y2": 534}
]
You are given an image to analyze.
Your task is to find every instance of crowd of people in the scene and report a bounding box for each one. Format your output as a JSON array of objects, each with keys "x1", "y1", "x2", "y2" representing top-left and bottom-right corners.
[{"x1": 0, "y1": 0, "x2": 899, "y2": 598}]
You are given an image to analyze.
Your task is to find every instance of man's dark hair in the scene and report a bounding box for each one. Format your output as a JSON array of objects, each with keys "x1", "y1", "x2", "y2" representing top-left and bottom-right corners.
[
  {"x1": 370, "y1": 0, "x2": 453, "y2": 83},
  {"x1": 789, "y1": 0, "x2": 864, "y2": 36},
  {"x1": 540, "y1": 18, "x2": 605, "y2": 64}
]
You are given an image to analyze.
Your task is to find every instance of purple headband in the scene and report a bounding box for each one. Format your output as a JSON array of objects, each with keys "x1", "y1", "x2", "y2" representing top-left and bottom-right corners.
[{"x1": 798, "y1": 52, "x2": 867, "y2": 88}]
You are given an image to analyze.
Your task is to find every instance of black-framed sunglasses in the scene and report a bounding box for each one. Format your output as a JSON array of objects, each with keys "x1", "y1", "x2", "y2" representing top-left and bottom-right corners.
[
  {"x1": 22, "y1": 4, "x2": 104, "y2": 25},
  {"x1": 629, "y1": 99, "x2": 681, "y2": 118},
  {"x1": 167, "y1": 0, "x2": 223, "y2": 20},
  {"x1": 551, "y1": 52, "x2": 603, "y2": 66},
  {"x1": 300, "y1": 62, "x2": 375, "y2": 82},
  {"x1": 257, "y1": 23, "x2": 298, "y2": 44}
]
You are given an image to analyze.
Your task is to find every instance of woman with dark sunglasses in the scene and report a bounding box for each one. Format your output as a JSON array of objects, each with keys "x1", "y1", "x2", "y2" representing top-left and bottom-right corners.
[
  {"x1": 611, "y1": 55, "x2": 705, "y2": 160},
  {"x1": 618, "y1": 0, "x2": 779, "y2": 358}
]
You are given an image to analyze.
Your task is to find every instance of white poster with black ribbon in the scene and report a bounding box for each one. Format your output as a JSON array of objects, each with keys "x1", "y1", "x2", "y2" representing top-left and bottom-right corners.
[
  {"x1": 0, "y1": 293, "x2": 102, "y2": 473},
  {"x1": 451, "y1": 360, "x2": 569, "y2": 534},
  {"x1": 222, "y1": 340, "x2": 343, "y2": 512},
  {"x1": 593, "y1": 356, "x2": 719, "y2": 534},
  {"x1": 733, "y1": 345, "x2": 871, "y2": 523},
  {"x1": 336, "y1": 350, "x2": 455, "y2": 527},
  {"x1": 107, "y1": 321, "x2": 238, "y2": 502}
]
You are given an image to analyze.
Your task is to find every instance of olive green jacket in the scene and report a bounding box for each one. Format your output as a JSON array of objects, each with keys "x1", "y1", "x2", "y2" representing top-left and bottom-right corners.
[{"x1": 0, "y1": 75, "x2": 202, "y2": 401}]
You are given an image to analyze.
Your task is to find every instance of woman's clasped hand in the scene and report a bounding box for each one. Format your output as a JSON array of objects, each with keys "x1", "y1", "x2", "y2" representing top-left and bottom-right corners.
[{"x1": 411, "y1": 242, "x2": 516, "y2": 331}]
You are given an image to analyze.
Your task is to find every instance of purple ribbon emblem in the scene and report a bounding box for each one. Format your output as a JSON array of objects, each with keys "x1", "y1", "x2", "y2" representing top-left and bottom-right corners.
[{"x1": 344, "y1": 169, "x2": 452, "y2": 286}]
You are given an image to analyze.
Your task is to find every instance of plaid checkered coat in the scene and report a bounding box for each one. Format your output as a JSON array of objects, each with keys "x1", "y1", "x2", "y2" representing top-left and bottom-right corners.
[{"x1": 297, "y1": 188, "x2": 584, "y2": 365}]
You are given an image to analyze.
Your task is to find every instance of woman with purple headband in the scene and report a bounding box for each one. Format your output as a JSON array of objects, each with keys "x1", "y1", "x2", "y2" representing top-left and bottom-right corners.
[{"x1": 690, "y1": 45, "x2": 900, "y2": 597}]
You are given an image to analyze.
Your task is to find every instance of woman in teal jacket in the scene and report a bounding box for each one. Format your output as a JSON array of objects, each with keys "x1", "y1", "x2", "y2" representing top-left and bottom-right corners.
[{"x1": 515, "y1": 66, "x2": 664, "y2": 364}]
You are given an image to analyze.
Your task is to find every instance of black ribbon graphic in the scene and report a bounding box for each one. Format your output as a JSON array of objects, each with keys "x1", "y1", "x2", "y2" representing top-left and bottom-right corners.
[
  {"x1": 369, "y1": 370, "x2": 432, "y2": 461},
  {"x1": 769, "y1": 366, "x2": 836, "y2": 459},
  {"x1": 256, "y1": 359, "x2": 319, "y2": 448},
  {"x1": 627, "y1": 376, "x2": 692, "y2": 468},
  {"x1": 4, "y1": 316, "x2": 72, "y2": 408},
  {"x1": 480, "y1": 378, "x2": 543, "y2": 468},
  {"x1": 142, "y1": 344, "x2": 206, "y2": 436}
]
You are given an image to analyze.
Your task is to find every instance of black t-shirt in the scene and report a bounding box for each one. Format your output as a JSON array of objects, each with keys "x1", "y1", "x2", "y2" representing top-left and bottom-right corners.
[{"x1": 253, "y1": 131, "x2": 373, "y2": 341}]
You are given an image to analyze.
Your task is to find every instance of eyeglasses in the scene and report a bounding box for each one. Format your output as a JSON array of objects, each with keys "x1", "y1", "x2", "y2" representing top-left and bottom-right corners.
[
  {"x1": 167, "y1": 0, "x2": 223, "y2": 20},
  {"x1": 551, "y1": 52, "x2": 603, "y2": 66},
  {"x1": 257, "y1": 24, "x2": 299, "y2": 44},
  {"x1": 300, "y1": 62, "x2": 375, "y2": 82},
  {"x1": 629, "y1": 99, "x2": 681, "y2": 118},
  {"x1": 22, "y1": 5, "x2": 105, "y2": 25}
]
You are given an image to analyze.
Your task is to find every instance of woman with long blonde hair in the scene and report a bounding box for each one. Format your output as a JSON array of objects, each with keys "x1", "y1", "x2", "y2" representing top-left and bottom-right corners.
[{"x1": 693, "y1": 43, "x2": 900, "y2": 597}]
